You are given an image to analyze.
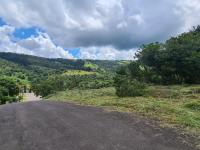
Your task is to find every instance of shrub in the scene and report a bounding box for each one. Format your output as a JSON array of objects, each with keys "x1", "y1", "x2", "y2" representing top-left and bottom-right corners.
[
  {"x1": 115, "y1": 79, "x2": 146, "y2": 97},
  {"x1": 114, "y1": 62, "x2": 146, "y2": 97},
  {"x1": 18, "y1": 95, "x2": 23, "y2": 101},
  {"x1": 185, "y1": 101, "x2": 200, "y2": 111},
  {"x1": 0, "y1": 96, "x2": 13, "y2": 104}
]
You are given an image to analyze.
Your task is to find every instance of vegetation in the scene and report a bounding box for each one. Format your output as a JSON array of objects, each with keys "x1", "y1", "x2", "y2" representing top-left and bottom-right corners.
[
  {"x1": 63, "y1": 70, "x2": 97, "y2": 76},
  {"x1": 0, "y1": 52, "x2": 123, "y2": 84},
  {"x1": 47, "y1": 85, "x2": 200, "y2": 134},
  {"x1": 137, "y1": 26, "x2": 200, "y2": 84},
  {"x1": 114, "y1": 62, "x2": 146, "y2": 97},
  {"x1": 0, "y1": 77, "x2": 25, "y2": 104},
  {"x1": 0, "y1": 52, "x2": 123, "y2": 101},
  {"x1": 114, "y1": 26, "x2": 200, "y2": 97},
  {"x1": 32, "y1": 71, "x2": 113, "y2": 97}
]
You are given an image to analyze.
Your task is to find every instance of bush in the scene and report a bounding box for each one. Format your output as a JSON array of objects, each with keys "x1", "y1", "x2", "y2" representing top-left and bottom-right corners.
[
  {"x1": 31, "y1": 72, "x2": 114, "y2": 97},
  {"x1": 18, "y1": 95, "x2": 23, "y2": 101},
  {"x1": 114, "y1": 62, "x2": 146, "y2": 97},
  {"x1": 0, "y1": 77, "x2": 20, "y2": 96},
  {"x1": 0, "y1": 96, "x2": 6, "y2": 104},
  {"x1": 0, "y1": 96, "x2": 15, "y2": 104},
  {"x1": 115, "y1": 79, "x2": 146, "y2": 97}
]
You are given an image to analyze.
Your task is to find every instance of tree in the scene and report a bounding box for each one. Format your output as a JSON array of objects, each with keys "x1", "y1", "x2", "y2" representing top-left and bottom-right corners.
[
  {"x1": 0, "y1": 77, "x2": 21, "y2": 104},
  {"x1": 114, "y1": 62, "x2": 146, "y2": 97},
  {"x1": 136, "y1": 27, "x2": 200, "y2": 84},
  {"x1": 0, "y1": 77, "x2": 19, "y2": 96}
]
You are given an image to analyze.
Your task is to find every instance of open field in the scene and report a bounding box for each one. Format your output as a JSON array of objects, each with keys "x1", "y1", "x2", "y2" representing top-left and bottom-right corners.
[
  {"x1": 48, "y1": 85, "x2": 200, "y2": 135},
  {"x1": 62, "y1": 70, "x2": 97, "y2": 76}
]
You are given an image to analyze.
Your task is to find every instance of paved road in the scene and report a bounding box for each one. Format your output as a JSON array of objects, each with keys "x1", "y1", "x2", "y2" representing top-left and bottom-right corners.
[{"x1": 0, "y1": 101, "x2": 197, "y2": 150}]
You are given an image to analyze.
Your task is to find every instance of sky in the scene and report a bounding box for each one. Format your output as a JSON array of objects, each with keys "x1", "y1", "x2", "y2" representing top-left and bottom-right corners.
[{"x1": 0, "y1": 0, "x2": 200, "y2": 60}]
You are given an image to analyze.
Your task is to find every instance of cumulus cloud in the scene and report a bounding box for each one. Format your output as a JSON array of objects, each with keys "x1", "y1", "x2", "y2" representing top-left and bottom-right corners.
[
  {"x1": 0, "y1": 0, "x2": 200, "y2": 59},
  {"x1": 0, "y1": 25, "x2": 73, "y2": 58},
  {"x1": 79, "y1": 46, "x2": 136, "y2": 60},
  {"x1": 175, "y1": 0, "x2": 200, "y2": 31}
]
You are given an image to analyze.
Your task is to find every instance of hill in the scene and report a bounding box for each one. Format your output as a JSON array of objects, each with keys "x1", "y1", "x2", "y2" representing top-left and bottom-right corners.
[{"x1": 0, "y1": 52, "x2": 127, "y2": 83}]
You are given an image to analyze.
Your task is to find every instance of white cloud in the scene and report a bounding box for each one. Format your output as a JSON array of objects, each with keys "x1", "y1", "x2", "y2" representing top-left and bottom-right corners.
[
  {"x1": 117, "y1": 21, "x2": 128, "y2": 29},
  {"x1": 0, "y1": 25, "x2": 73, "y2": 58},
  {"x1": 0, "y1": 0, "x2": 200, "y2": 59},
  {"x1": 0, "y1": 0, "x2": 196, "y2": 50},
  {"x1": 79, "y1": 46, "x2": 136, "y2": 60},
  {"x1": 175, "y1": 0, "x2": 200, "y2": 31}
]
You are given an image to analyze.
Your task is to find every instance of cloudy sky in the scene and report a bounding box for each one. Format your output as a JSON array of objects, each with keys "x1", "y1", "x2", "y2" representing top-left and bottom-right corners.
[{"x1": 0, "y1": 0, "x2": 199, "y2": 60}]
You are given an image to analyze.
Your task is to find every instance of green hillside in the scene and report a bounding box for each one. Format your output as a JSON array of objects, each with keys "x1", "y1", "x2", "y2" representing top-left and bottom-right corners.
[
  {"x1": 0, "y1": 52, "x2": 126, "y2": 82},
  {"x1": 0, "y1": 52, "x2": 127, "y2": 103}
]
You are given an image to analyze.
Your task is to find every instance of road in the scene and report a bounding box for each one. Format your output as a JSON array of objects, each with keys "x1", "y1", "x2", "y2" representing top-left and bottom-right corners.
[{"x1": 0, "y1": 101, "x2": 197, "y2": 150}]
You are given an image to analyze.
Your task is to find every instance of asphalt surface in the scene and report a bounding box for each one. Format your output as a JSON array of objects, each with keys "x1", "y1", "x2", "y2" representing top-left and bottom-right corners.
[{"x1": 0, "y1": 101, "x2": 197, "y2": 150}]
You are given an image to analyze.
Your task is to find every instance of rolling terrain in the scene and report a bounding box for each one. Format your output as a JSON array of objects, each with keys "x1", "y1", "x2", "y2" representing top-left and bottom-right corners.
[{"x1": 0, "y1": 52, "x2": 125, "y2": 83}]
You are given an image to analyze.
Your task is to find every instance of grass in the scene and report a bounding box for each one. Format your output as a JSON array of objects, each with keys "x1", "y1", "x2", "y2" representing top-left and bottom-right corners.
[
  {"x1": 84, "y1": 61, "x2": 99, "y2": 70},
  {"x1": 62, "y1": 70, "x2": 97, "y2": 76},
  {"x1": 47, "y1": 85, "x2": 200, "y2": 134}
]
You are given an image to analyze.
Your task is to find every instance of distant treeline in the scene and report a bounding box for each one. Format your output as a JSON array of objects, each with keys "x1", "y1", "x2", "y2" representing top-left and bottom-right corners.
[{"x1": 114, "y1": 26, "x2": 200, "y2": 97}]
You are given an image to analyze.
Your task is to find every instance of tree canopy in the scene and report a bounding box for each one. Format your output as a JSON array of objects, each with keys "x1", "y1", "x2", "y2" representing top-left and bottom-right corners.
[{"x1": 114, "y1": 26, "x2": 200, "y2": 97}]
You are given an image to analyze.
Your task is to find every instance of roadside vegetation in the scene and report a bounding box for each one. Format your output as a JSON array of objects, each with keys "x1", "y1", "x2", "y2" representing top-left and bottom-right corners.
[
  {"x1": 31, "y1": 69, "x2": 114, "y2": 97},
  {"x1": 0, "y1": 77, "x2": 26, "y2": 104},
  {"x1": 48, "y1": 85, "x2": 200, "y2": 134},
  {"x1": 114, "y1": 26, "x2": 200, "y2": 97}
]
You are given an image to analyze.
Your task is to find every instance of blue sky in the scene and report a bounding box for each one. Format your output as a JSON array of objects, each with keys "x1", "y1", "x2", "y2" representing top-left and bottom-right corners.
[
  {"x1": 0, "y1": 17, "x2": 80, "y2": 58},
  {"x1": 13, "y1": 27, "x2": 40, "y2": 39},
  {"x1": 69, "y1": 48, "x2": 80, "y2": 58},
  {"x1": 0, "y1": 18, "x2": 40, "y2": 40},
  {"x1": 0, "y1": 17, "x2": 6, "y2": 26}
]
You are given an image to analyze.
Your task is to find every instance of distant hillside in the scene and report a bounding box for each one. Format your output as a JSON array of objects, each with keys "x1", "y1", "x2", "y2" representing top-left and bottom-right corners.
[{"x1": 0, "y1": 52, "x2": 128, "y2": 83}]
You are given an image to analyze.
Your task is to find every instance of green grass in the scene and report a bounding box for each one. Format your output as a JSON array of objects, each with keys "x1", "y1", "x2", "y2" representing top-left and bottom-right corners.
[
  {"x1": 47, "y1": 85, "x2": 200, "y2": 134},
  {"x1": 62, "y1": 70, "x2": 97, "y2": 76},
  {"x1": 84, "y1": 61, "x2": 99, "y2": 70}
]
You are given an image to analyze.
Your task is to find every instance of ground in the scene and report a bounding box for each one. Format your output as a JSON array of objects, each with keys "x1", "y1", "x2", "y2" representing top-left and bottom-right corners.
[
  {"x1": 0, "y1": 101, "x2": 198, "y2": 150},
  {"x1": 23, "y1": 93, "x2": 41, "y2": 101}
]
